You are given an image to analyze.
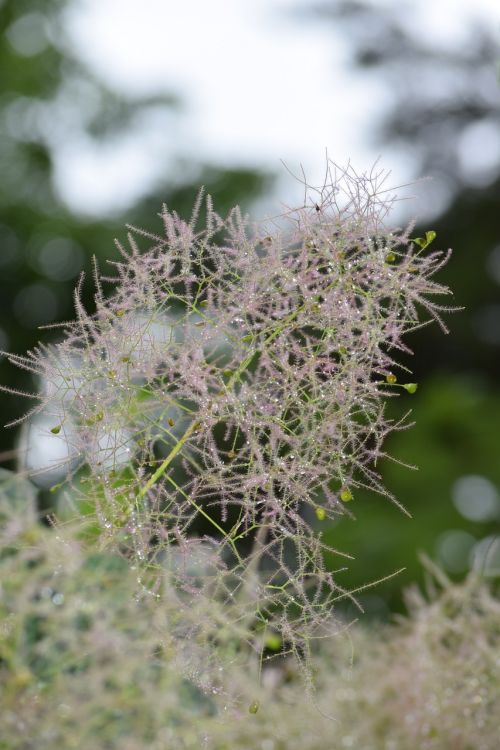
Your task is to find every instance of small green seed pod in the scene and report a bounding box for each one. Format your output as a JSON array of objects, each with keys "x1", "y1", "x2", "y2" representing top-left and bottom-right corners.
[
  {"x1": 249, "y1": 700, "x2": 260, "y2": 715},
  {"x1": 403, "y1": 383, "x2": 418, "y2": 394},
  {"x1": 265, "y1": 633, "x2": 282, "y2": 651}
]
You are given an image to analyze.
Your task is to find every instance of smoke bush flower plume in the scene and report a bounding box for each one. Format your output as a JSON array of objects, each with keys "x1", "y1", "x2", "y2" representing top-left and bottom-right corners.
[{"x1": 3, "y1": 162, "x2": 454, "y2": 696}]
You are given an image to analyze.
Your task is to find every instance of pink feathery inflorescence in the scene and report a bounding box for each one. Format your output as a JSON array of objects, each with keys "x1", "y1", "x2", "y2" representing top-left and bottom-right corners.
[{"x1": 3, "y1": 163, "x2": 455, "y2": 670}]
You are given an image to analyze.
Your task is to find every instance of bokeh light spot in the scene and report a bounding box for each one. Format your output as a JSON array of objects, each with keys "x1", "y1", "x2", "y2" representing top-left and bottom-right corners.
[
  {"x1": 13, "y1": 283, "x2": 59, "y2": 328},
  {"x1": 470, "y1": 535, "x2": 500, "y2": 577},
  {"x1": 452, "y1": 474, "x2": 499, "y2": 522},
  {"x1": 435, "y1": 529, "x2": 476, "y2": 573},
  {"x1": 37, "y1": 237, "x2": 85, "y2": 281},
  {"x1": 5, "y1": 12, "x2": 49, "y2": 58}
]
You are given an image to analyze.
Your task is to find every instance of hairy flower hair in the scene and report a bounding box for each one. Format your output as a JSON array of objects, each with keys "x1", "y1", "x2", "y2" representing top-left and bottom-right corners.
[{"x1": 4, "y1": 163, "x2": 454, "y2": 676}]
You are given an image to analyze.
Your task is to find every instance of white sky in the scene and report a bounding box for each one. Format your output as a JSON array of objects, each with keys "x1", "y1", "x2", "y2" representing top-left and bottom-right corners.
[{"x1": 57, "y1": 0, "x2": 500, "y2": 217}]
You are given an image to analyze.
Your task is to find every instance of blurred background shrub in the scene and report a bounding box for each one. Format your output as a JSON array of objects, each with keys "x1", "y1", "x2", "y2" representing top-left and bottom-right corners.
[{"x1": 2, "y1": 470, "x2": 499, "y2": 749}]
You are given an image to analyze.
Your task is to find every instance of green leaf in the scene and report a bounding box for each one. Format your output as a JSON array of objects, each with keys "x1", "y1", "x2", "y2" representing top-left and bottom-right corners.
[{"x1": 412, "y1": 230, "x2": 436, "y2": 250}]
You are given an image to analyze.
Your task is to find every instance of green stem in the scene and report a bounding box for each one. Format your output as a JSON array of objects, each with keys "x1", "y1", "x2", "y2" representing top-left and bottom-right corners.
[
  {"x1": 137, "y1": 419, "x2": 200, "y2": 499},
  {"x1": 164, "y1": 474, "x2": 243, "y2": 564}
]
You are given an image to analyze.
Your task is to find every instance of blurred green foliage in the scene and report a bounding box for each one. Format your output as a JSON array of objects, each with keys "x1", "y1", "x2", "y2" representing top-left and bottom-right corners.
[
  {"x1": 0, "y1": 469, "x2": 217, "y2": 749},
  {"x1": 328, "y1": 375, "x2": 500, "y2": 615}
]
